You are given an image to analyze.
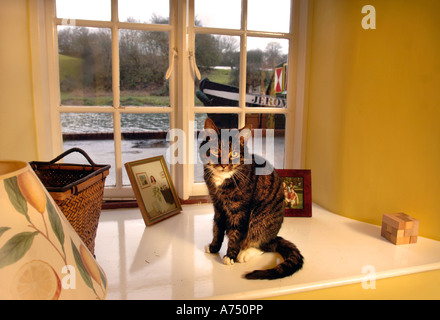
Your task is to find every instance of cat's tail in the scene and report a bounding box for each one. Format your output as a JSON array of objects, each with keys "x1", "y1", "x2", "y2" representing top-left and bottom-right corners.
[{"x1": 245, "y1": 237, "x2": 303, "y2": 280}]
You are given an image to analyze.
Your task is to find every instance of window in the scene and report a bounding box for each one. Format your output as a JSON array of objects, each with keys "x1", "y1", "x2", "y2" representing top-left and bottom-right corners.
[
  {"x1": 189, "y1": 0, "x2": 295, "y2": 195},
  {"x1": 30, "y1": 0, "x2": 311, "y2": 200},
  {"x1": 47, "y1": 0, "x2": 174, "y2": 199}
]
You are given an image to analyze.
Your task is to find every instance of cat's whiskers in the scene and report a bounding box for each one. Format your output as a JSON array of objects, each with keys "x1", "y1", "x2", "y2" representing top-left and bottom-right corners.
[
  {"x1": 231, "y1": 166, "x2": 250, "y2": 185},
  {"x1": 230, "y1": 174, "x2": 242, "y2": 195}
]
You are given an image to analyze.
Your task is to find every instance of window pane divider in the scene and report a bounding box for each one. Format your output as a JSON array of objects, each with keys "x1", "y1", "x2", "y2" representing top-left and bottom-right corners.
[
  {"x1": 193, "y1": 107, "x2": 288, "y2": 115},
  {"x1": 111, "y1": 0, "x2": 123, "y2": 193},
  {"x1": 193, "y1": 107, "x2": 241, "y2": 114},
  {"x1": 55, "y1": 20, "x2": 172, "y2": 33},
  {"x1": 117, "y1": 22, "x2": 172, "y2": 32},
  {"x1": 58, "y1": 106, "x2": 115, "y2": 113},
  {"x1": 54, "y1": 18, "x2": 113, "y2": 29},
  {"x1": 241, "y1": 107, "x2": 290, "y2": 114},
  {"x1": 119, "y1": 107, "x2": 173, "y2": 114},
  {"x1": 245, "y1": 30, "x2": 292, "y2": 39},
  {"x1": 193, "y1": 27, "x2": 243, "y2": 37},
  {"x1": 193, "y1": 27, "x2": 291, "y2": 40}
]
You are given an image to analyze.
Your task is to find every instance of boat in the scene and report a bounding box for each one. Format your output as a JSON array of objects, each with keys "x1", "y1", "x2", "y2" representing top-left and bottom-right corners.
[
  {"x1": 195, "y1": 62, "x2": 288, "y2": 129},
  {"x1": 196, "y1": 78, "x2": 287, "y2": 108}
]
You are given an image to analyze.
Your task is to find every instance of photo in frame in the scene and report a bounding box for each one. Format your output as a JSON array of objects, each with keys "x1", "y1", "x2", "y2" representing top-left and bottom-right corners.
[
  {"x1": 125, "y1": 156, "x2": 182, "y2": 226},
  {"x1": 277, "y1": 169, "x2": 312, "y2": 217}
]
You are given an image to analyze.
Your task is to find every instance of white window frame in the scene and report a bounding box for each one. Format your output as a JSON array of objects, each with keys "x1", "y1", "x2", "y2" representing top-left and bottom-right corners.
[
  {"x1": 29, "y1": 0, "x2": 312, "y2": 201},
  {"x1": 182, "y1": 0, "x2": 313, "y2": 198}
]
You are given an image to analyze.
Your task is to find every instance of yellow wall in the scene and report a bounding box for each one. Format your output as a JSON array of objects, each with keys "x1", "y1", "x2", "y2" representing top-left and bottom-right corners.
[
  {"x1": 268, "y1": 269, "x2": 440, "y2": 300},
  {"x1": 306, "y1": 0, "x2": 440, "y2": 240},
  {"x1": 0, "y1": 0, "x2": 38, "y2": 162}
]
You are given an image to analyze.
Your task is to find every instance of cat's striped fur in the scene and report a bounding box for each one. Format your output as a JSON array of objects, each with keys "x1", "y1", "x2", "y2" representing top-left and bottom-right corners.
[{"x1": 201, "y1": 118, "x2": 303, "y2": 280}]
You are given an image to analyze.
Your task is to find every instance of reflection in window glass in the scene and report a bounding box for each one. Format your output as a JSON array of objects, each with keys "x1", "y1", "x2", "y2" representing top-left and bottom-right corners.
[
  {"x1": 56, "y1": 0, "x2": 111, "y2": 21},
  {"x1": 245, "y1": 114, "x2": 285, "y2": 169},
  {"x1": 119, "y1": 30, "x2": 170, "y2": 106},
  {"x1": 195, "y1": 0, "x2": 241, "y2": 29},
  {"x1": 195, "y1": 34, "x2": 240, "y2": 107},
  {"x1": 121, "y1": 114, "x2": 170, "y2": 186},
  {"x1": 248, "y1": 0, "x2": 291, "y2": 33},
  {"x1": 61, "y1": 113, "x2": 116, "y2": 186},
  {"x1": 246, "y1": 37, "x2": 289, "y2": 108},
  {"x1": 58, "y1": 26, "x2": 112, "y2": 106},
  {"x1": 118, "y1": 0, "x2": 169, "y2": 24}
]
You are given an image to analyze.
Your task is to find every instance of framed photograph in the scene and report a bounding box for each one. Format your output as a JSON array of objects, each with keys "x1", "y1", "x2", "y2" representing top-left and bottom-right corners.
[
  {"x1": 136, "y1": 172, "x2": 151, "y2": 189},
  {"x1": 125, "y1": 156, "x2": 182, "y2": 226},
  {"x1": 277, "y1": 169, "x2": 312, "y2": 217}
]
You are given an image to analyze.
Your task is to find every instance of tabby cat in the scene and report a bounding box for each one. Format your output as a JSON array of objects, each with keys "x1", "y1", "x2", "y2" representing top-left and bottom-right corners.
[{"x1": 200, "y1": 118, "x2": 304, "y2": 280}]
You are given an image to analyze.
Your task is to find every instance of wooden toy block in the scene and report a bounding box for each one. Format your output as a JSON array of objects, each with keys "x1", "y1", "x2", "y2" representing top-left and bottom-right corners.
[{"x1": 381, "y1": 213, "x2": 419, "y2": 245}]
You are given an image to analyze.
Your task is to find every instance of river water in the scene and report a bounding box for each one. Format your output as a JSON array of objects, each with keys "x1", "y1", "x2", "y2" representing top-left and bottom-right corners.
[{"x1": 61, "y1": 113, "x2": 175, "y2": 134}]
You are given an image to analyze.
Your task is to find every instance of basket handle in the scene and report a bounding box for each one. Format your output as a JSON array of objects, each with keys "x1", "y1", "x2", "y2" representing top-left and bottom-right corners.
[{"x1": 49, "y1": 148, "x2": 96, "y2": 168}]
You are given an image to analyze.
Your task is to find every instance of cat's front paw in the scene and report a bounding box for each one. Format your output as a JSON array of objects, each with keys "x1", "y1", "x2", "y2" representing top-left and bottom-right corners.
[
  {"x1": 222, "y1": 255, "x2": 235, "y2": 265},
  {"x1": 205, "y1": 243, "x2": 221, "y2": 254},
  {"x1": 205, "y1": 244, "x2": 220, "y2": 254}
]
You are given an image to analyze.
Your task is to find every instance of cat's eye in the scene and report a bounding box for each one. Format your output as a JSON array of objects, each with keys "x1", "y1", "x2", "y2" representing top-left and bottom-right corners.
[
  {"x1": 231, "y1": 151, "x2": 239, "y2": 159},
  {"x1": 210, "y1": 148, "x2": 219, "y2": 156}
]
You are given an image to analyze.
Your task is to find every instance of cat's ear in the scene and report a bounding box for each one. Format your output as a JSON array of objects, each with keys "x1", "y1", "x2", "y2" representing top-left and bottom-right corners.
[
  {"x1": 239, "y1": 124, "x2": 252, "y2": 143},
  {"x1": 204, "y1": 118, "x2": 220, "y2": 135}
]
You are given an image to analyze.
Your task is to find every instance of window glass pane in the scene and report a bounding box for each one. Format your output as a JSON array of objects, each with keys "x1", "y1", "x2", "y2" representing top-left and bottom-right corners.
[
  {"x1": 248, "y1": 0, "x2": 290, "y2": 33},
  {"x1": 56, "y1": 0, "x2": 111, "y2": 21},
  {"x1": 121, "y1": 113, "x2": 170, "y2": 186},
  {"x1": 245, "y1": 114, "x2": 285, "y2": 169},
  {"x1": 118, "y1": 0, "x2": 169, "y2": 24},
  {"x1": 246, "y1": 37, "x2": 288, "y2": 108},
  {"x1": 195, "y1": 0, "x2": 241, "y2": 29},
  {"x1": 119, "y1": 30, "x2": 170, "y2": 107},
  {"x1": 61, "y1": 113, "x2": 116, "y2": 186},
  {"x1": 195, "y1": 35, "x2": 240, "y2": 107},
  {"x1": 194, "y1": 113, "x2": 239, "y2": 183},
  {"x1": 58, "y1": 26, "x2": 112, "y2": 106}
]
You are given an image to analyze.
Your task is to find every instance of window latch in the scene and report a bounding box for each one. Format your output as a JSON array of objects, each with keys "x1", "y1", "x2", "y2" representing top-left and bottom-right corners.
[
  {"x1": 165, "y1": 48, "x2": 178, "y2": 80},
  {"x1": 189, "y1": 50, "x2": 201, "y2": 80}
]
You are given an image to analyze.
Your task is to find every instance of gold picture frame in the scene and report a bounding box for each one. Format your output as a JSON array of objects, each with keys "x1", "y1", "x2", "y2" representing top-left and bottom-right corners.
[{"x1": 125, "y1": 156, "x2": 182, "y2": 226}]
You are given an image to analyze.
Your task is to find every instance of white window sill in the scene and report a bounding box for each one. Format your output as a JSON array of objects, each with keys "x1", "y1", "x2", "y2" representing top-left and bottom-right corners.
[{"x1": 95, "y1": 203, "x2": 440, "y2": 300}]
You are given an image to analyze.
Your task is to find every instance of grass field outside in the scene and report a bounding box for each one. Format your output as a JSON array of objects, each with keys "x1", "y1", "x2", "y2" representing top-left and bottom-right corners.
[{"x1": 59, "y1": 54, "x2": 232, "y2": 107}]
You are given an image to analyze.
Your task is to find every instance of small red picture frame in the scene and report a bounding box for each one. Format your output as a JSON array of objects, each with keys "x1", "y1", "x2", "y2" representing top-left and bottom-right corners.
[{"x1": 277, "y1": 169, "x2": 312, "y2": 217}]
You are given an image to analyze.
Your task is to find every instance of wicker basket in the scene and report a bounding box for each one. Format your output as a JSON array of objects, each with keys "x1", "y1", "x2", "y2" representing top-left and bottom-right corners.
[{"x1": 30, "y1": 148, "x2": 110, "y2": 255}]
